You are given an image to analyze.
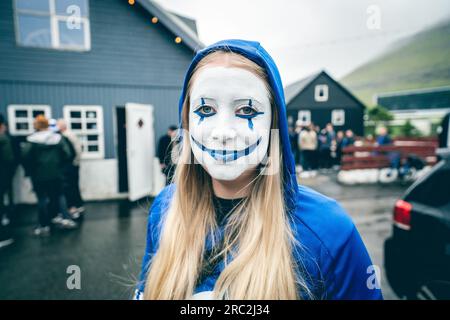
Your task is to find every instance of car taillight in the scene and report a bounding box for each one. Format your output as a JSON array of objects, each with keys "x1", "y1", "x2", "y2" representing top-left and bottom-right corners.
[{"x1": 393, "y1": 199, "x2": 412, "y2": 230}]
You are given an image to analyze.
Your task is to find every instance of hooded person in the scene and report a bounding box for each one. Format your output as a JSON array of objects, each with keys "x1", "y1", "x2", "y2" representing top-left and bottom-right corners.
[
  {"x1": 135, "y1": 40, "x2": 383, "y2": 300},
  {"x1": 22, "y1": 115, "x2": 77, "y2": 235}
]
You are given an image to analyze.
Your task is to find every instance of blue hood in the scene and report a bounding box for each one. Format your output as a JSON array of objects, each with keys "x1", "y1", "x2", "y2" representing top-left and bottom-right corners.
[{"x1": 178, "y1": 39, "x2": 298, "y2": 213}]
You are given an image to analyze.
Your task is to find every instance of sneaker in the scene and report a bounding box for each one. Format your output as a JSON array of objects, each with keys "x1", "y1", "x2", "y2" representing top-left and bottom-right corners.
[
  {"x1": 70, "y1": 211, "x2": 81, "y2": 219},
  {"x1": 0, "y1": 238, "x2": 14, "y2": 249},
  {"x1": 76, "y1": 206, "x2": 85, "y2": 213},
  {"x1": 33, "y1": 226, "x2": 50, "y2": 236},
  {"x1": 59, "y1": 219, "x2": 77, "y2": 229},
  {"x1": 51, "y1": 215, "x2": 64, "y2": 224}
]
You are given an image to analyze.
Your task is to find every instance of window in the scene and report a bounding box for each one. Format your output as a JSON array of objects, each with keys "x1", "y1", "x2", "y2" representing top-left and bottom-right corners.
[
  {"x1": 331, "y1": 109, "x2": 345, "y2": 126},
  {"x1": 63, "y1": 105, "x2": 104, "y2": 159},
  {"x1": 406, "y1": 162, "x2": 450, "y2": 207},
  {"x1": 14, "y1": 0, "x2": 90, "y2": 51},
  {"x1": 7, "y1": 104, "x2": 51, "y2": 135},
  {"x1": 297, "y1": 110, "x2": 311, "y2": 126},
  {"x1": 314, "y1": 84, "x2": 329, "y2": 102}
]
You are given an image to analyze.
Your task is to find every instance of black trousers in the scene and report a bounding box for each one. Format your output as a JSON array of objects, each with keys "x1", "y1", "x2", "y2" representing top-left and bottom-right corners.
[
  {"x1": 301, "y1": 150, "x2": 315, "y2": 171},
  {"x1": 319, "y1": 148, "x2": 332, "y2": 169},
  {"x1": 63, "y1": 165, "x2": 83, "y2": 208},
  {"x1": 33, "y1": 179, "x2": 64, "y2": 227}
]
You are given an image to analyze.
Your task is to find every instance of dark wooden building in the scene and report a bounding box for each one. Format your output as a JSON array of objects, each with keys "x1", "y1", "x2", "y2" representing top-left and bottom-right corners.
[{"x1": 285, "y1": 70, "x2": 365, "y2": 136}]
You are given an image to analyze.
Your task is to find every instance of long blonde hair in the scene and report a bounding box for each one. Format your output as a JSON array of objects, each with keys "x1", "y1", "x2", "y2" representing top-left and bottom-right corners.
[{"x1": 144, "y1": 50, "x2": 310, "y2": 300}]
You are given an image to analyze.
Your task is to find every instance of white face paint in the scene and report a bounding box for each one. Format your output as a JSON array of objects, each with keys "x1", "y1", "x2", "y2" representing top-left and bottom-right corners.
[{"x1": 189, "y1": 66, "x2": 272, "y2": 181}]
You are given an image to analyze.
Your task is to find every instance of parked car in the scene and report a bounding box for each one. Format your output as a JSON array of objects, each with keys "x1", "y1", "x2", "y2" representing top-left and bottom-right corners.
[
  {"x1": 384, "y1": 114, "x2": 450, "y2": 300},
  {"x1": 438, "y1": 112, "x2": 449, "y2": 149}
]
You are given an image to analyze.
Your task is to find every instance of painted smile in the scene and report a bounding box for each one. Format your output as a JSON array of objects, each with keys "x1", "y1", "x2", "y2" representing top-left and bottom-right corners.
[{"x1": 191, "y1": 135, "x2": 262, "y2": 163}]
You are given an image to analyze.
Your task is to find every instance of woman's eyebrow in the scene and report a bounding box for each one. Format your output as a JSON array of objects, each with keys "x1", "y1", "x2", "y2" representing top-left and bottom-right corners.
[
  {"x1": 192, "y1": 97, "x2": 216, "y2": 105},
  {"x1": 234, "y1": 98, "x2": 263, "y2": 106}
]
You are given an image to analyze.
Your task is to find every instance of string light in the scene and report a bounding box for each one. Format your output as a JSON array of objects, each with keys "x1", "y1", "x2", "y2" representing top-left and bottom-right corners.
[
  {"x1": 175, "y1": 36, "x2": 182, "y2": 44},
  {"x1": 151, "y1": 17, "x2": 158, "y2": 24},
  {"x1": 128, "y1": 0, "x2": 135, "y2": 5}
]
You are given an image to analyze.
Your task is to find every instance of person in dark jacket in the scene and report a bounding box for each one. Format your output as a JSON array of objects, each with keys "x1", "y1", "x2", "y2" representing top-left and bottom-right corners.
[
  {"x1": 0, "y1": 114, "x2": 14, "y2": 248},
  {"x1": 22, "y1": 115, "x2": 77, "y2": 236},
  {"x1": 342, "y1": 129, "x2": 355, "y2": 148},
  {"x1": 318, "y1": 123, "x2": 335, "y2": 169},
  {"x1": 157, "y1": 125, "x2": 178, "y2": 185}
]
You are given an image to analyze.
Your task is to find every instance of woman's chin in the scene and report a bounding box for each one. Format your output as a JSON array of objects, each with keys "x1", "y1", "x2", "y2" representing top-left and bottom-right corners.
[{"x1": 205, "y1": 163, "x2": 247, "y2": 181}]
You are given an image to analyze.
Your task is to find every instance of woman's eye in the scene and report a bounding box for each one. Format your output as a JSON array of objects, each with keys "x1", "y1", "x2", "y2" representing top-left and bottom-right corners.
[
  {"x1": 196, "y1": 105, "x2": 215, "y2": 115},
  {"x1": 236, "y1": 106, "x2": 257, "y2": 116}
]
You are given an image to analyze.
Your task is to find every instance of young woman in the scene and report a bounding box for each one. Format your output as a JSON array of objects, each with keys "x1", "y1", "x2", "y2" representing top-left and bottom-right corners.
[{"x1": 135, "y1": 39, "x2": 383, "y2": 300}]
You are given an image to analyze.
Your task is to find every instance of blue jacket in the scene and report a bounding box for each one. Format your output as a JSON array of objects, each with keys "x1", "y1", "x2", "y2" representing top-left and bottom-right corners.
[{"x1": 136, "y1": 39, "x2": 383, "y2": 300}]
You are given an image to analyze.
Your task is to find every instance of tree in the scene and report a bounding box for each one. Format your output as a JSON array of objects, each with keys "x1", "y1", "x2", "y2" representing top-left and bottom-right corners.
[
  {"x1": 367, "y1": 105, "x2": 394, "y2": 122},
  {"x1": 401, "y1": 119, "x2": 421, "y2": 137}
]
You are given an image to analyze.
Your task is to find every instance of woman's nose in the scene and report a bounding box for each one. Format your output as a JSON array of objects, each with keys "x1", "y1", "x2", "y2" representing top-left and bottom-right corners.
[{"x1": 211, "y1": 126, "x2": 237, "y2": 146}]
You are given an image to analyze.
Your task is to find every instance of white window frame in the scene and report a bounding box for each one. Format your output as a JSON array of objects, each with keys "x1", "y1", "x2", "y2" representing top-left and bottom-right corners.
[
  {"x1": 331, "y1": 109, "x2": 345, "y2": 126},
  {"x1": 7, "y1": 104, "x2": 52, "y2": 135},
  {"x1": 297, "y1": 110, "x2": 311, "y2": 126},
  {"x1": 63, "y1": 105, "x2": 104, "y2": 159},
  {"x1": 314, "y1": 84, "x2": 329, "y2": 102},
  {"x1": 14, "y1": 0, "x2": 91, "y2": 51}
]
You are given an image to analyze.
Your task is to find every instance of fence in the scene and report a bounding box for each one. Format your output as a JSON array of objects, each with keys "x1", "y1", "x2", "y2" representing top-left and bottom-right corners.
[{"x1": 341, "y1": 137, "x2": 438, "y2": 171}]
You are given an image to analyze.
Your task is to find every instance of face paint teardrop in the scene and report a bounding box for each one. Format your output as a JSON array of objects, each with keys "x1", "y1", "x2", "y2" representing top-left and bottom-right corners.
[{"x1": 247, "y1": 118, "x2": 254, "y2": 130}]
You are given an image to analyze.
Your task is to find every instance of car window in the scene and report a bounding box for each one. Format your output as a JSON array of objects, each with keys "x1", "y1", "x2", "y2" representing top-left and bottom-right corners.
[{"x1": 406, "y1": 161, "x2": 450, "y2": 207}]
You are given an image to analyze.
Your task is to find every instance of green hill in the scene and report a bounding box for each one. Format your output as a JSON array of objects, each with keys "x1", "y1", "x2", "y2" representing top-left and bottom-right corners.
[{"x1": 341, "y1": 19, "x2": 450, "y2": 106}]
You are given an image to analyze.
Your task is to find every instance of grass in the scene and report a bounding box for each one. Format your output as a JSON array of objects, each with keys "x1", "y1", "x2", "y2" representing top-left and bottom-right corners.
[{"x1": 341, "y1": 19, "x2": 450, "y2": 106}]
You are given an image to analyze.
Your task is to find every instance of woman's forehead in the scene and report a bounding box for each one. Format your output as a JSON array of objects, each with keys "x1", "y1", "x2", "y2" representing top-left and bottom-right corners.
[{"x1": 190, "y1": 66, "x2": 270, "y2": 103}]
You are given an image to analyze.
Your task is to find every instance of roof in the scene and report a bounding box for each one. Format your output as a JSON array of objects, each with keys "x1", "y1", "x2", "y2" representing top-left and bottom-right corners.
[
  {"x1": 169, "y1": 12, "x2": 198, "y2": 36},
  {"x1": 136, "y1": 0, "x2": 204, "y2": 52},
  {"x1": 377, "y1": 86, "x2": 450, "y2": 111},
  {"x1": 284, "y1": 70, "x2": 366, "y2": 108},
  {"x1": 284, "y1": 71, "x2": 321, "y2": 104}
]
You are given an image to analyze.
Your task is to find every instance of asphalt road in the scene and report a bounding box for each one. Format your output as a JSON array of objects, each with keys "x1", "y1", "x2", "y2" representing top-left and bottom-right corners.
[{"x1": 0, "y1": 174, "x2": 407, "y2": 300}]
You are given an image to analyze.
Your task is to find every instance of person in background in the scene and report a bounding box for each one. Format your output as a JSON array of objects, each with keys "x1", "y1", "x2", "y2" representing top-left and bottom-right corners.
[
  {"x1": 22, "y1": 115, "x2": 77, "y2": 236},
  {"x1": 318, "y1": 123, "x2": 335, "y2": 169},
  {"x1": 0, "y1": 114, "x2": 14, "y2": 248},
  {"x1": 375, "y1": 126, "x2": 398, "y2": 172},
  {"x1": 311, "y1": 124, "x2": 320, "y2": 170},
  {"x1": 299, "y1": 123, "x2": 318, "y2": 177},
  {"x1": 376, "y1": 126, "x2": 392, "y2": 146},
  {"x1": 157, "y1": 125, "x2": 178, "y2": 185},
  {"x1": 0, "y1": 114, "x2": 16, "y2": 226},
  {"x1": 342, "y1": 129, "x2": 355, "y2": 148},
  {"x1": 334, "y1": 130, "x2": 345, "y2": 167},
  {"x1": 57, "y1": 119, "x2": 84, "y2": 219}
]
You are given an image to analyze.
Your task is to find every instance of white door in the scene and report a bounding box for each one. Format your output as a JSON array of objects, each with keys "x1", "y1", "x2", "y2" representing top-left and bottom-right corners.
[{"x1": 125, "y1": 103, "x2": 155, "y2": 201}]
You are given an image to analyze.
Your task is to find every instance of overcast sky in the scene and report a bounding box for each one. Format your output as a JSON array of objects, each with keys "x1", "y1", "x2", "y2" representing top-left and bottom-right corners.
[{"x1": 154, "y1": 0, "x2": 450, "y2": 85}]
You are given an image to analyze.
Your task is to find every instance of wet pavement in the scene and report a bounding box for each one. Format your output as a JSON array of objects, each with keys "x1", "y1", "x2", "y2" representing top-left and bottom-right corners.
[
  {"x1": 0, "y1": 173, "x2": 407, "y2": 300},
  {"x1": 0, "y1": 200, "x2": 151, "y2": 300}
]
